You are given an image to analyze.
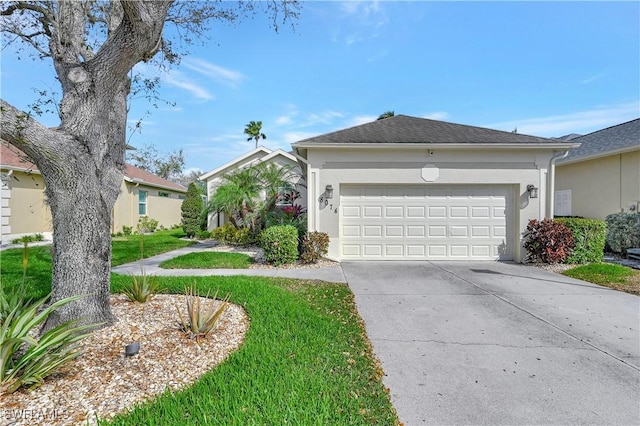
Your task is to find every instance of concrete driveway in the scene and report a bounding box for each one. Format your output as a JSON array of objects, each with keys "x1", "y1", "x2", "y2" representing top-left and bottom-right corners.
[{"x1": 342, "y1": 261, "x2": 640, "y2": 425}]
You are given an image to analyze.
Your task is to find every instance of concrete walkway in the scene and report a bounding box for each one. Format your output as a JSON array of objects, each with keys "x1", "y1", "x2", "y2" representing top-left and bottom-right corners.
[{"x1": 111, "y1": 241, "x2": 347, "y2": 283}]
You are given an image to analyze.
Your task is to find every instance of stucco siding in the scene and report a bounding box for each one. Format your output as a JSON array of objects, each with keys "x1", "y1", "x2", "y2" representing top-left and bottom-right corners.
[
  {"x1": 556, "y1": 151, "x2": 640, "y2": 219},
  {"x1": 305, "y1": 147, "x2": 553, "y2": 262},
  {"x1": 3, "y1": 171, "x2": 52, "y2": 235},
  {"x1": 112, "y1": 182, "x2": 184, "y2": 233}
]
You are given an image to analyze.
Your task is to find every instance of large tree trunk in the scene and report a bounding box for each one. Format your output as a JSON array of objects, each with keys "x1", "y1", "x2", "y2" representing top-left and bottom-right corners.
[{"x1": 0, "y1": 1, "x2": 174, "y2": 332}]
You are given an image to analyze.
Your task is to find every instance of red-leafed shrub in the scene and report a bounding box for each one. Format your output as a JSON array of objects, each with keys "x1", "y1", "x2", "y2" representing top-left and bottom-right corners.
[{"x1": 523, "y1": 219, "x2": 575, "y2": 264}]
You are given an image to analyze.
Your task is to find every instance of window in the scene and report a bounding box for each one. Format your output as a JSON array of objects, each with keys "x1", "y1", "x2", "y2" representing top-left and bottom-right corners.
[
  {"x1": 138, "y1": 190, "x2": 148, "y2": 215},
  {"x1": 276, "y1": 186, "x2": 296, "y2": 207},
  {"x1": 178, "y1": 195, "x2": 185, "y2": 200},
  {"x1": 158, "y1": 191, "x2": 170, "y2": 198}
]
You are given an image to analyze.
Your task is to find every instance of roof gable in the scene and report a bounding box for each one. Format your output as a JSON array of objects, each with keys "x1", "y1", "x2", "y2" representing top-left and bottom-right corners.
[
  {"x1": 199, "y1": 147, "x2": 298, "y2": 181},
  {"x1": 293, "y1": 114, "x2": 561, "y2": 146},
  {"x1": 558, "y1": 118, "x2": 640, "y2": 163}
]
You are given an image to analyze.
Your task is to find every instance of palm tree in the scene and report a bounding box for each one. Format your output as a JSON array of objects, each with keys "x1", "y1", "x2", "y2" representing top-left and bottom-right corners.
[
  {"x1": 377, "y1": 111, "x2": 395, "y2": 120},
  {"x1": 244, "y1": 121, "x2": 267, "y2": 149}
]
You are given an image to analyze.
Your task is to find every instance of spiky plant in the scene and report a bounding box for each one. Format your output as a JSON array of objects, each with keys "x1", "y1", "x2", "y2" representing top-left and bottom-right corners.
[
  {"x1": 1, "y1": 295, "x2": 97, "y2": 395},
  {"x1": 176, "y1": 284, "x2": 230, "y2": 339}
]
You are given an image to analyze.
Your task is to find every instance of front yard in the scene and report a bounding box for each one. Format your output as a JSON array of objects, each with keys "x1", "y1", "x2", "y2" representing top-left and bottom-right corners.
[
  {"x1": 563, "y1": 262, "x2": 640, "y2": 295},
  {"x1": 0, "y1": 229, "x2": 398, "y2": 425}
]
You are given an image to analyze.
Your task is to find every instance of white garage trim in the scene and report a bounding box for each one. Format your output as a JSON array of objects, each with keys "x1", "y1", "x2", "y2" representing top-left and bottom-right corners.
[{"x1": 339, "y1": 184, "x2": 514, "y2": 260}]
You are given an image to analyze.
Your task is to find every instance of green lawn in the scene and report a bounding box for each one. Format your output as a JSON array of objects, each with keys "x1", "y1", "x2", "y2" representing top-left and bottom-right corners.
[
  {"x1": 1, "y1": 229, "x2": 398, "y2": 424},
  {"x1": 159, "y1": 251, "x2": 253, "y2": 269},
  {"x1": 563, "y1": 263, "x2": 640, "y2": 295},
  {"x1": 1, "y1": 229, "x2": 195, "y2": 300}
]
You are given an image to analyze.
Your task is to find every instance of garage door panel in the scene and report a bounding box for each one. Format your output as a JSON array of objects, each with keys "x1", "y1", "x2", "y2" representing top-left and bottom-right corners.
[
  {"x1": 428, "y1": 225, "x2": 447, "y2": 237},
  {"x1": 363, "y1": 225, "x2": 382, "y2": 237},
  {"x1": 407, "y1": 206, "x2": 426, "y2": 218},
  {"x1": 340, "y1": 185, "x2": 512, "y2": 260},
  {"x1": 450, "y1": 225, "x2": 468, "y2": 237},
  {"x1": 342, "y1": 206, "x2": 360, "y2": 218},
  {"x1": 385, "y1": 206, "x2": 403, "y2": 217},
  {"x1": 363, "y1": 206, "x2": 382, "y2": 218},
  {"x1": 386, "y1": 225, "x2": 403, "y2": 237}
]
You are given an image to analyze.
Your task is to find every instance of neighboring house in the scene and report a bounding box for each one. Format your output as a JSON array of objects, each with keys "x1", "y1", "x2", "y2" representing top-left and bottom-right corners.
[
  {"x1": 555, "y1": 118, "x2": 640, "y2": 220},
  {"x1": 292, "y1": 115, "x2": 579, "y2": 262},
  {"x1": 200, "y1": 146, "x2": 306, "y2": 229},
  {"x1": 0, "y1": 143, "x2": 186, "y2": 243}
]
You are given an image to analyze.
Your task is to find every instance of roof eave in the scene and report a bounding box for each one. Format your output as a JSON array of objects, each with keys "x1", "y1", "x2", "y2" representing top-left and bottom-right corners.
[
  {"x1": 291, "y1": 142, "x2": 580, "y2": 150},
  {"x1": 123, "y1": 177, "x2": 187, "y2": 193},
  {"x1": 557, "y1": 145, "x2": 640, "y2": 166}
]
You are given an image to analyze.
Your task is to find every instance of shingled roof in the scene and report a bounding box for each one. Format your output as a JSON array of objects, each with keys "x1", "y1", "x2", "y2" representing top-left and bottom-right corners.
[
  {"x1": 557, "y1": 118, "x2": 640, "y2": 164},
  {"x1": 1, "y1": 142, "x2": 186, "y2": 192},
  {"x1": 293, "y1": 114, "x2": 562, "y2": 146}
]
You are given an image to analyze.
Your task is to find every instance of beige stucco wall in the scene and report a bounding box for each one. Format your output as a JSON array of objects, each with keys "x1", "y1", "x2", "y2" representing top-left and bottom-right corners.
[
  {"x1": 303, "y1": 147, "x2": 559, "y2": 262},
  {"x1": 555, "y1": 151, "x2": 640, "y2": 220},
  {"x1": 1, "y1": 170, "x2": 52, "y2": 238},
  {"x1": 112, "y1": 182, "x2": 185, "y2": 233}
]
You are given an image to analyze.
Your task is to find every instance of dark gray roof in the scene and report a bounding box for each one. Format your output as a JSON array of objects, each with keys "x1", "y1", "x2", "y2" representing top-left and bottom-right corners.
[
  {"x1": 558, "y1": 118, "x2": 640, "y2": 163},
  {"x1": 557, "y1": 133, "x2": 582, "y2": 141},
  {"x1": 294, "y1": 114, "x2": 561, "y2": 145}
]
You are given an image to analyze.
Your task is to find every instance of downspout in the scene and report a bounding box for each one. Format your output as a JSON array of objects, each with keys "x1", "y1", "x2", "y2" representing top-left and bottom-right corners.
[{"x1": 546, "y1": 150, "x2": 570, "y2": 219}]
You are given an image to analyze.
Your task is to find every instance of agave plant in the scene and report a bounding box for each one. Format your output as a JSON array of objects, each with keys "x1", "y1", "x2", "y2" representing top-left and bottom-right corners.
[
  {"x1": 176, "y1": 284, "x2": 230, "y2": 339},
  {"x1": 1, "y1": 295, "x2": 97, "y2": 395},
  {"x1": 122, "y1": 268, "x2": 161, "y2": 303}
]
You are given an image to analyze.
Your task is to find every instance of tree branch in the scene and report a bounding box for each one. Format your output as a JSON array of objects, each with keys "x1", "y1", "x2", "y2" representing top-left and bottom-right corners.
[{"x1": 0, "y1": 98, "x2": 65, "y2": 170}]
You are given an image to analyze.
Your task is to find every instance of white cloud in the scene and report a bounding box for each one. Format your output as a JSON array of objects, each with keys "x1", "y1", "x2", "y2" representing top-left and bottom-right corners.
[
  {"x1": 182, "y1": 58, "x2": 244, "y2": 88},
  {"x1": 485, "y1": 102, "x2": 640, "y2": 137},
  {"x1": 164, "y1": 71, "x2": 213, "y2": 101},
  {"x1": 283, "y1": 131, "x2": 319, "y2": 144},
  {"x1": 305, "y1": 110, "x2": 344, "y2": 126},
  {"x1": 422, "y1": 111, "x2": 450, "y2": 121},
  {"x1": 580, "y1": 74, "x2": 603, "y2": 85},
  {"x1": 336, "y1": 0, "x2": 388, "y2": 46},
  {"x1": 275, "y1": 115, "x2": 293, "y2": 126},
  {"x1": 347, "y1": 115, "x2": 377, "y2": 127}
]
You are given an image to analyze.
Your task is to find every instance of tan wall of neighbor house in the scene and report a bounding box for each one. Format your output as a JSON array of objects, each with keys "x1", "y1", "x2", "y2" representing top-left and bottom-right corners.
[
  {"x1": 556, "y1": 151, "x2": 640, "y2": 220},
  {"x1": 304, "y1": 147, "x2": 556, "y2": 262},
  {"x1": 2, "y1": 170, "x2": 52, "y2": 238},
  {"x1": 112, "y1": 182, "x2": 184, "y2": 233}
]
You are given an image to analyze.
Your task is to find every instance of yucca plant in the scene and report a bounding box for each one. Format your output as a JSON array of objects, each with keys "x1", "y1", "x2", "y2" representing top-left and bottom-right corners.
[
  {"x1": 1, "y1": 294, "x2": 97, "y2": 395},
  {"x1": 121, "y1": 235, "x2": 161, "y2": 302},
  {"x1": 176, "y1": 284, "x2": 230, "y2": 339},
  {"x1": 122, "y1": 268, "x2": 161, "y2": 303}
]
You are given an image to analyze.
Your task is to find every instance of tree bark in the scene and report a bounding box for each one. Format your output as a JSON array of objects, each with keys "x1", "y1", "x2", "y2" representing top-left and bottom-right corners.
[{"x1": 0, "y1": 1, "x2": 174, "y2": 332}]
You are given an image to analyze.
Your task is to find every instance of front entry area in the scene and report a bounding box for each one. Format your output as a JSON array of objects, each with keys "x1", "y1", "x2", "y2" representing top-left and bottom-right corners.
[{"x1": 339, "y1": 185, "x2": 513, "y2": 260}]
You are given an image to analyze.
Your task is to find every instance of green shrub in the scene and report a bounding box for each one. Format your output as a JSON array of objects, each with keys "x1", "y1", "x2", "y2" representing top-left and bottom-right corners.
[
  {"x1": 523, "y1": 219, "x2": 574, "y2": 264},
  {"x1": 1, "y1": 295, "x2": 96, "y2": 395},
  {"x1": 137, "y1": 216, "x2": 159, "y2": 234},
  {"x1": 10, "y1": 234, "x2": 44, "y2": 244},
  {"x1": 211, "y1": 224, "x2": 255, "y2": 246},
  {"x1": 605, "y1": 212, "x2": 640, "y2": 254},
  {"x1": 122, "y1": 225, "x2": 133, "y2": 236},
  {"x1": 259, "y1": 225, "x2": 299, "y2": 265},
  {"x1": 196, "y1": 230, "x2": 212, "y2": 240},
  {"x1": 556, "y1": 218, "x2": 606, "y2": 263},
  {"x1": 300, "y1": 232, "x2": 330, "y2": 264},
  {"x1": 176, "y1": 284, "x2": 230, "y2": 340},
  {"x1": 182, "y1": 183, "x2": 205, "y2": 238}
]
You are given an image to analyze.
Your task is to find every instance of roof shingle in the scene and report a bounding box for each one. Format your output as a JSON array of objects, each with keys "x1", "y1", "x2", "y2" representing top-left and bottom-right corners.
[
  {"x1": 558, "y1": 118, "x2": 640, "y2": 163},
  {"x1": 293, "y1": 114, "x2": 561, "y2": 145},
  {"x1": 1, "y1": 142, "x2": 186, "y2": 192}
]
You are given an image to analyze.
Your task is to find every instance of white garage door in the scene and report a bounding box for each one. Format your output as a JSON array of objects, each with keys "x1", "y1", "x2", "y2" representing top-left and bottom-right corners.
[{"x1": 340, "y1": 185, "x2": 513, "y2": 260}]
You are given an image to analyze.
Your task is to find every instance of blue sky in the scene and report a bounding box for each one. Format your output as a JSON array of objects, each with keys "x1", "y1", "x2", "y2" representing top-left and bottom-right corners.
[{"x1": 1, "y1": 1, "x2": 639, "y2": 175}]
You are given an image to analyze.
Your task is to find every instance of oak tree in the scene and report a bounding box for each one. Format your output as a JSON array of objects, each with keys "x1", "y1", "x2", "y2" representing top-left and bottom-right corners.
[{"x1": 0, "y1": 0, "x2": 299, "y2": 331}]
